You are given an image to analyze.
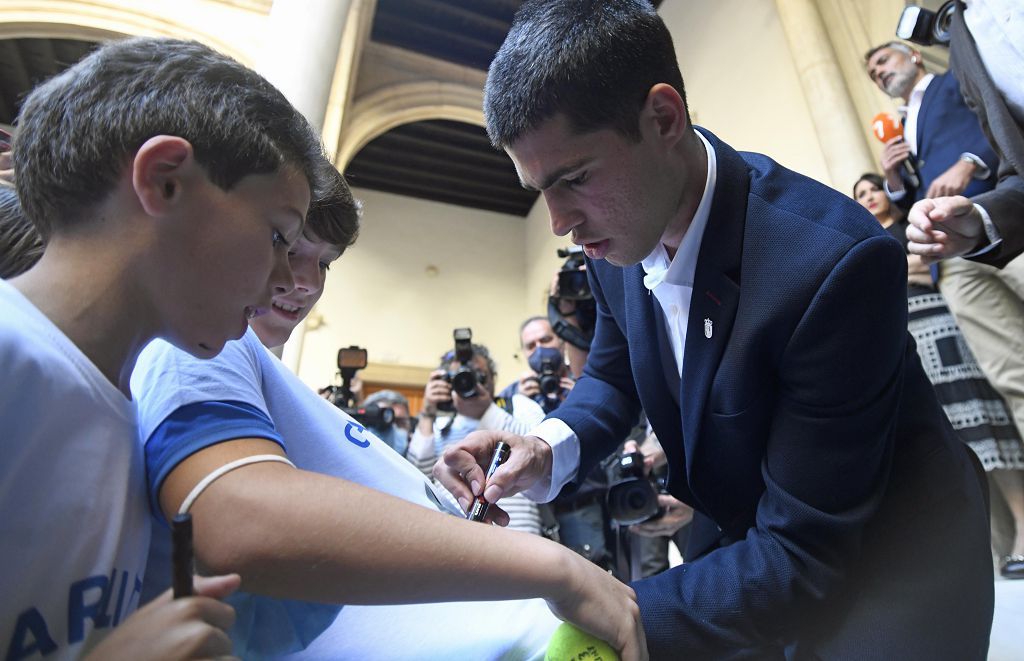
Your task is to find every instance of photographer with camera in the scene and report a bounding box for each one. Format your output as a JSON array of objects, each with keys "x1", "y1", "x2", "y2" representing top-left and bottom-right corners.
[
  {"x1": 499, "y1": 316, "x2": 576, "y2": 414},
  {"x1": 408, "y1": 332, "x2": 547, "y2": 534},
  {"x1": 361, "y1": 390, "x2": 412, "y2": 457}
]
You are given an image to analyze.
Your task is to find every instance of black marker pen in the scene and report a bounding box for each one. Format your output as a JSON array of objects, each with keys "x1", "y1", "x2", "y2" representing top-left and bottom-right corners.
[
  {"x1": 467, "y1": 441, "x2": 511, "y2": 522},
  {"x1": 171, "y1": 513, "x2": 194, "y2": 598}
]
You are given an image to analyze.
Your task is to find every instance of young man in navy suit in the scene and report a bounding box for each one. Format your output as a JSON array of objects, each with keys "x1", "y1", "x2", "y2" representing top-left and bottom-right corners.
[{"x1": 436, "y1": 1, "x2": 994, "y2": 658}]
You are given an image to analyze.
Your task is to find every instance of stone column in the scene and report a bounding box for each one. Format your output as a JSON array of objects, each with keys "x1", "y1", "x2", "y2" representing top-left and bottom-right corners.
[
  {"x1": 774, "y1": 0, "x2": 875, "y2": 189},
  {"x1": 258, "y1": 0, "x2": 352, "y2": 368}
]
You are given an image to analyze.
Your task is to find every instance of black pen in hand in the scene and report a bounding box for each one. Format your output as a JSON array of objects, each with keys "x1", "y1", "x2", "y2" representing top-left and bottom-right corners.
[
  {"x1": 171, "y1": 513, "x2": 194, "y2": 598},
  {"x1": 467, "y1": 441, "x2": 511, "y2": 522}
]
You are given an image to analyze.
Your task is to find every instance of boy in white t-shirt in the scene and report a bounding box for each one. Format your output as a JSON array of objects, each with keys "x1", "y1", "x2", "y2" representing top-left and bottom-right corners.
[
  {"x1": 131, "y1": 172, "x2": 645, "y2": 660},
  {"x1": 1, "y1": 37, "x2": 332, "y2": 660}
]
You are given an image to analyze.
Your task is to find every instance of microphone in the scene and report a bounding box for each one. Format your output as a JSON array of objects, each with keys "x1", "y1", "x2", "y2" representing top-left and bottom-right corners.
[{"x1": 870, "y1": 112, "x2": 920, "y2": 189}]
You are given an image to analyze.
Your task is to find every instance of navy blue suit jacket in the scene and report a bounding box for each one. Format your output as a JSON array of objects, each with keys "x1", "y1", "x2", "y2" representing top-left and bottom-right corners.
[
  {"x1": 905, "y1": 71, "x2": 998, "y2": 203},
  {"x1": 551, "y1": 130, "x2": 992, "y2": 659}
]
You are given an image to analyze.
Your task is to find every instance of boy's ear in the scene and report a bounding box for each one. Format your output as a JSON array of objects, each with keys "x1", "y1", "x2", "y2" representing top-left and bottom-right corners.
[
  {"x1": 131, "y1": 136, "x2": 195, "y2": 216},
  {"x1": 643, "y1": 83, "x2": 689, "y2": 144}
]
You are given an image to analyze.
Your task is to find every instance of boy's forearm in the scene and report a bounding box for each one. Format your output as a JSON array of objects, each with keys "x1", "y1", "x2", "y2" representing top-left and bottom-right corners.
[{"x1": 186, "y1": 462, "x2": 573, "y2": 605}]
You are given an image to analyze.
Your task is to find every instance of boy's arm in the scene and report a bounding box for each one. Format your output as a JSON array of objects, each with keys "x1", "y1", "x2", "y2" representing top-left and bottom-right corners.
[{"x1": 157, "y1": 437, "x2": 645, "y2": 659}]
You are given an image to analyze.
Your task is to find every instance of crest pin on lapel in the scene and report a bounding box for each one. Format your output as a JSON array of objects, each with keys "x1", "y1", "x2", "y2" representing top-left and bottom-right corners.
[{"x1": 704, "y1": 318, "x2": 713, "y2": 339}]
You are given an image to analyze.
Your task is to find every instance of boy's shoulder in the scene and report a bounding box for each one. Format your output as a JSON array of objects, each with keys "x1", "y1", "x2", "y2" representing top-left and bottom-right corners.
[{"x1": 0, "y1": 280, "x2": 132, "y2": 424}]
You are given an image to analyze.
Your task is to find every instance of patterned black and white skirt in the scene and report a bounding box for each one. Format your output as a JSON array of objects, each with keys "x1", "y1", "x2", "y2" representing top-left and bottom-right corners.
[{"x1": 908, "y1": 284, "x2": 1024, "y2": 471}]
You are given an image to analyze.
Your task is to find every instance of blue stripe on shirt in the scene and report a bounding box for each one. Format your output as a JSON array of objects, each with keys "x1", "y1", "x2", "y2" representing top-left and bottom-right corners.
[{"x1": 145, "y1": 400, "x2": 285, "y2": 525}]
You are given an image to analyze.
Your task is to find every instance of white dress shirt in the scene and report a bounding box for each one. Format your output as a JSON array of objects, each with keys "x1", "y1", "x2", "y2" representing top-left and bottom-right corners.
[
  {"x1": 524, "y1": 132, "x2": 718, "y2": 502},
  {"x1": 965, "y1": 0, "x2": 1024, "y2": 126}
]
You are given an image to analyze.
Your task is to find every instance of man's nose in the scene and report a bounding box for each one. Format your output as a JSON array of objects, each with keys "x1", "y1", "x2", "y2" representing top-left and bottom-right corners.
[{"x1": 546, "y1": 196, "x2": 579, "y2": 237}]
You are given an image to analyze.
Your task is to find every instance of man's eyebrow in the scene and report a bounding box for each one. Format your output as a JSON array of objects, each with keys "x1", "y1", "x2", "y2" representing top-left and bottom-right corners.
[{"x1": 521, "y1": 159, "x2": 589, "y2": 192}]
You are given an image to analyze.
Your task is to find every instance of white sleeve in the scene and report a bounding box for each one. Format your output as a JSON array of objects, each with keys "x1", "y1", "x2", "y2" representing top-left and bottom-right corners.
[
  {"x1": 131, "y1": 331, "x2": 267, "y2": 442},
  {"x1": 519, "y1": 417, "x2": 581, "y2": 504}
]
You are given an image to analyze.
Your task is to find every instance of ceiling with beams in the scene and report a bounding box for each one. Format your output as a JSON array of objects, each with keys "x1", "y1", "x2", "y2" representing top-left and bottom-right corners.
[{"x1": 0, "y1": 0, "x2": 661, "y2": 218}]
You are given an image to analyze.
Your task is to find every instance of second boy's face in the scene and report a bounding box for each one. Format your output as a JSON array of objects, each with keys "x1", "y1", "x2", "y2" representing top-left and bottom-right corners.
[
  {"x1": 158, "y1": 164, "x2": 310, "y2": 358},
  {"x1": 250, "y1": 230, "x2": 343, "y2": 348}
]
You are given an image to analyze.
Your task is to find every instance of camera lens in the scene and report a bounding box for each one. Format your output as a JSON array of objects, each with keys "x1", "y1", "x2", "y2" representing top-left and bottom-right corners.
[{"x1": 450, "y1": 368, "x2": 478, "y2": 398}]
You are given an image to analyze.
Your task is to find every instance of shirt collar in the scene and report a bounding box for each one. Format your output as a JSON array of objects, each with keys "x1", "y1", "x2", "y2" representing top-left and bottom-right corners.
[
  {"x1": 641, "y1": 130, "x2": 717, "y2": 291},
  {"x1": 907, "y1": 73, "x2": 934, "y2": 107}
]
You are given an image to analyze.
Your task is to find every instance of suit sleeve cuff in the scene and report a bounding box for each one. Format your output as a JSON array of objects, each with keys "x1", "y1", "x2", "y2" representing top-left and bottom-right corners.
[
  {"x1": 520, "y1": 417, "x2": 580, "y2": 503},
  {"x1": 962, "y1": 203, "x2": 1003, "y2": 257},
  {"x1": 960, "y1": 152, "x2": 991, "y2": 180},
  {"x1": 884, "y1": 179, "x2": 907, "y2": 201}
]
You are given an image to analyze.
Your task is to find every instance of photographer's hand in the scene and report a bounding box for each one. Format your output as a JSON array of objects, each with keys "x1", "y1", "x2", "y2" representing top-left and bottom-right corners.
[
  {"x1": 453, "y1": 383, "x2": 491, "y2": 420},
  {"x1": 629, "y1": 495, "x2": 693, "y2": 538},
  {"x1": 517, "y1": 370, "x2": 541, "y2": 398},
  {"x1": 433, "y1": 431, "x2": 552, "y2": 524}
]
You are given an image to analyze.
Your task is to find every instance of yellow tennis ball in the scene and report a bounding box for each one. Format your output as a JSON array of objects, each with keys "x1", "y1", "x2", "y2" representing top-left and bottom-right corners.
[{"x1": 545, "y1": 622, "x2": 620, "y2": 661}]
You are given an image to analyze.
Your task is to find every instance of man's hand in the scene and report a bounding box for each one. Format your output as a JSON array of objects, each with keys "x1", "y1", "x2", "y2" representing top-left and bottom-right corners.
[
  {"x1": 433, "y1": 430, "x2": 552, "y2": 520},
  {"x1": 906, "y1": 195, "x2": 985, "y2": 262},
  {"x1": 926, "y1": 159, "x2": 976, "y2": 198},
  {"x1": 880, "y1": 137, "x2": 911, "y2": 191},
  {"x1": 84, "y1": 574, "x2": 240, "y2": 660},
  {"x1": 630, "y1": 494, "x2": 694, "y2": 538},
  {"x1": 559, "y1": 375, "x2": 576, "y2": 394}
]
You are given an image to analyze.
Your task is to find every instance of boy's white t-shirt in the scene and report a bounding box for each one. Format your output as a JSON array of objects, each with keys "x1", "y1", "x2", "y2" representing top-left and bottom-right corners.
[
  {"x1": 0, "y1": 280, "x2": 149, "y2": 660},
  {"x1": 132, "y1": 328, "x2": 559, "y2": 660}
]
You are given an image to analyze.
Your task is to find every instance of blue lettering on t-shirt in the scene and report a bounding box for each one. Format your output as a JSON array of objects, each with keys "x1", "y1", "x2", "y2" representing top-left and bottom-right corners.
[
  {"x1": 5, "y1": 608, "x2": 57, "y2": 661},
  {"x1": 344, "y1": 421, "x2": 371, "y2": 448},
  {"x1": 6, "y1": 568, "x2": 141, "y2": 660},
  {"x1": 68, "y1": 574, "x2": 111, "y2": 643}
]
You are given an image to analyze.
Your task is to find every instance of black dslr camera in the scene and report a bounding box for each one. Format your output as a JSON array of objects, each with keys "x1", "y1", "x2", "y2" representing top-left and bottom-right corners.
[
  {"x1": 535, "y1": 351, "x2": 562, "y2": 397},
  {"x1": 321, "y1": 345, "x2": 394, "y2": 430},
  {"x1": 896, "y1": 1, "x2": 955, "y2": 47},
  {"x1": 437, "y1": 327, "x2": 484, "y2": 412},
  {"x1": 606, "y1": 451, "x2": 666, "y2": 525},
  {"x1": 549, "y1": 246, "x2": 596, "y2": 351}
]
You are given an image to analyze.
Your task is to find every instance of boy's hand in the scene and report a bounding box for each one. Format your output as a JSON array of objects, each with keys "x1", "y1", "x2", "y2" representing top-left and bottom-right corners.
[{"x1": 85, "y1": 574, "x2": 240, "y2": 661}]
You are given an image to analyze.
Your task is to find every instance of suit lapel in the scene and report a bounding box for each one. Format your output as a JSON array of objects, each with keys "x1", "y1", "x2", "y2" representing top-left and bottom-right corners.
[
  {"x1": 680, "y1": 130, "x2": 746, "y2": 481},
  {"x1": 916, "y1": 74, "x2": 941, "y2": 156}
]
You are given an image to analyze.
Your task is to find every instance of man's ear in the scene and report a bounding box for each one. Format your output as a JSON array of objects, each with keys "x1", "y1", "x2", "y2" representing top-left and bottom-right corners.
[
  {"x1": 131, "y1": 136, "x2": 195, "y2": 217},
  {"x1": 643, "y1": 83, "x2": 690, "y2": 144}
]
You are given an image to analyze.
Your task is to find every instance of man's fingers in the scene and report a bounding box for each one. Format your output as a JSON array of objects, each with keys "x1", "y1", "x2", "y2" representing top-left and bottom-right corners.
[{"x1": 435, "y1": 446, "x2": 485, "y2": 500}]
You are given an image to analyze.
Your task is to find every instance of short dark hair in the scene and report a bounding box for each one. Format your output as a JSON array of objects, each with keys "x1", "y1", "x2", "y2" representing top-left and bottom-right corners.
[
  {"x1": 13, "y1": 37, "x2": 329, "y2": 238},
  {"x1": 484, "y1": 0, "x2": 687, "y2": 148},
  {"x1": 0, "y1": 184, "x2": 43, "y2": 278},
  {"x1": 305, "y1": 162, "x2": 361, "y2": 253}
]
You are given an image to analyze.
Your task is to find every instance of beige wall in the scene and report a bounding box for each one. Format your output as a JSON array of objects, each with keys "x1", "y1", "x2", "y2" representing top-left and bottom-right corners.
[
  {"x1": 297, "y1": 187, "x2": 528, "y2": 391},
  {"x1": 661, "y1": 0, "x2": 832, "y2": 185}
]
